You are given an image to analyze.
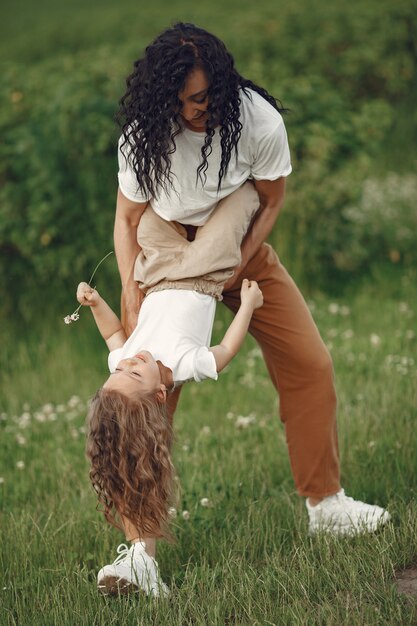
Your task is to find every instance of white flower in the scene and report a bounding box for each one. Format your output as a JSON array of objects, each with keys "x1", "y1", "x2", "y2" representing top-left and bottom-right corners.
[
  {"x1": 201, "y1": 426, "x2": 211, "y2": 435},
  {"x1": 328, "y1": 303, "x2": 339, "y2": 315},
  {"x1": 235, "y1": 414, "x2": 256, "y2": 429},
  {"x1": 368, "y1": 441, "x2": 376, "y2": 449},
  {"x1": 64, "y1": 315, "x2": 72, "y2": 324},
  {"x1": 370, "y1": 334, "x2": 381, "y2": 347},
  {"x1": 22, "y1": 402, "x2": 30, "y2": 411},
  {"x1": 70, "y1": 312, "x2": 80, "y2": 322},
  {"x1": 0, "y1": 477, "x2": 4, "y2": 484},
  {"x1": 68, "y1": 395, "x2": 81, "y2": 408},
  {"x1": 42, "y1": 403, "x2": 54, "y2": 414},
  {"x1": 200, "y1": 497, "x2": 210, "y2": 507},
  {"x1": 168, "y1": 507, "x2": 177, "y2": 518},
  {"x1": 16, "y1": 434, "x2": 26, "y2": 445},
  {"x1": 226, "y1": 412, "x2": 234, "y2": 420},
  {"x1": 405, "y1": 330, "x2": 415, "y2": 340},
  {"x1": 341, "y1": 329, "x2": 354, "y2": 340},
  {"x1": 182, "y1": 444, "x2": 189, "y2": 452},
  {"x1": 16, "y1": 461, "x2": 25, "y2": 470},
  {"x1": 340, "y1": 305, "x2": 350, "y2": 316},
  {"x1": 182, "y1": 510, "x2": 190, "y2": 520}
]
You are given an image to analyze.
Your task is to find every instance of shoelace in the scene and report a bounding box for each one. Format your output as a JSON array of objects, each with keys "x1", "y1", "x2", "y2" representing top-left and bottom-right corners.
[{"x1": 112, "y1": 543, "x2": 132, "y2": 565}]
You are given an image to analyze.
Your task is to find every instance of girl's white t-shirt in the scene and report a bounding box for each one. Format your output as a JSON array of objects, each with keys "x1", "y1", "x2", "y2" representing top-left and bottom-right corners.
[
  {"x1": 118, "y1": 89, "x2": 292, "y2": 226},
  {"x1": 108, "y1": 290, "x2": 218, "y2": 386}
]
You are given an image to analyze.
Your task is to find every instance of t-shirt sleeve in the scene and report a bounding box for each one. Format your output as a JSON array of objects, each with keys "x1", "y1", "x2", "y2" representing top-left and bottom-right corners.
[
  {"x1": 251, "y1": 119, "x2": 292, "y2": 181},
  {"x1": 108, "y1": 348, "x2": 123, "y2": 373},
  {"x1": 193, "y1": 346, "x2": 218, "y2": 383},
  {"x1": 117, "y1": 135, "x2": 151, "y2": 203}
]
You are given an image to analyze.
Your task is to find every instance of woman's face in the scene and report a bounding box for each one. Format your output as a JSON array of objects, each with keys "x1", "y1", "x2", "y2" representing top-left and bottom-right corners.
[{"x1": 178, "y1": 67, "x2": 210, "y2": 132}]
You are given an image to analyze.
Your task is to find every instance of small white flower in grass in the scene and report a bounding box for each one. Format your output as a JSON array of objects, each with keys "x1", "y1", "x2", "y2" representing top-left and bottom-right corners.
[
  {"x1": 341, "y1": 329, "x2": 354, "y2": 340},
  {"x1": 56, "y1": 404, "x2": 66, "y2": 413},
  {"x1": 200, "y1": 498, "x2": 210, "y2": 507},
  {"x1": 0, "y1": 413, "x2": 7, "y2": 421},
  {"x1": 168, "y1": 507, "x2": 177, "y2": 518},
  {"x1": 0, "y1": 477, "x2": 4, "y2": 484},
  {"x1": 182, "y1": 510, "x2": 190, "y2": 520},
  {"x1": 16, "y1": 434, "x2": 26, "y2": 446},
  {"x1": 42, "y1": 403, "x2": 54, "y2": 415},
  {"x1": 64, "y1": 315, "x2": 72, "y2": 325},
  {"x1": 201, "y1": 426, "x2": 211, "y2": 436},
  {"x1": 368, "y1": 441, "x2": 376, "y2": 449},
  {"x1": 226, "y1": 412, "x2": 234, "y2": 420},
  {"x1": 399, "y1": 302, "x2": 409, "y2": 313},
  {"x1": 71, "y1": 429, "x2": 79, "y2": 440},
  {"x1": 68, "y1": 396, "x2": 81, "y2": 408},
  {"x1": 405, "y1": 330, "x2": 415, "y2": 340},
  {"x1": 78, "y1": 425, "x2": 86, "y2": 434},
  {"x1": 182, "y1": 444, "x2": 189, "y2": 452},
  {"x1": 370, "y1": 334, "x2": 381, "y2": 347},
  {"x1": 235, "y1": 414, "x2": 256, "y2": 429},
  {"x1": 328, "y1": 303, "x2": 339, "y2": 315},
  {"x1": 34, "y1": 412, "x2": 47, "y2": 423},
  {"x1": 340, "y1": 305, "x2": 350, "y2": 316},
  {"x1": 16, "y1": 461, "x2": 25, "y2": 470}
]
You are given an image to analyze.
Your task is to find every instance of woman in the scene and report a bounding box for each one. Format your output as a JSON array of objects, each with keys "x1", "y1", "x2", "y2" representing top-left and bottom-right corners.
[{"x1": 105, "y1": 22, "x2": 389, "y2": 596}]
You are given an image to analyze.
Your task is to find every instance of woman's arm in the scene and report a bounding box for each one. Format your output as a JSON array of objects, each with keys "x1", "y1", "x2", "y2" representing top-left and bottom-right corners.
[
  {"x1": 114, "y1": 188, "x2": 148, "y2": 335},
  {"x1": 76, "y1": 283, "x2": 127, "y2": 351}
]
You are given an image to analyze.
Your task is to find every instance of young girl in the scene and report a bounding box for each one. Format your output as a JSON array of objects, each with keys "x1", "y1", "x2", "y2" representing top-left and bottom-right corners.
[{"x1": 78, "y1": 182, "x2": 263, "y2": 597}]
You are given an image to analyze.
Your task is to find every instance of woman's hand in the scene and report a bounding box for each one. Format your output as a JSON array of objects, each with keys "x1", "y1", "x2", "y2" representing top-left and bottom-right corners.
[
  {"x1": 76, "y1": 282, "x2": 100, "y2": 306},
  {"x1": 240, "y1": 278, "x2": 263, "y2": 310}
]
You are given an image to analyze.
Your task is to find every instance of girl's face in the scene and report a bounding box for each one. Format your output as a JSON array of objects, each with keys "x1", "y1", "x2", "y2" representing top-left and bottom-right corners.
[
  {"x1": 178, "y1": 67, "x2": 210, "y2": 132},
  {"x1": 104, "y1": 351, "x2": 166, "y2": 400}
]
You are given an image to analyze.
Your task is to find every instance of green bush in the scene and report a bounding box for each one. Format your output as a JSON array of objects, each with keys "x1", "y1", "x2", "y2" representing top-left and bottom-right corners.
[{"x1": 0, "y1": 0, "x2": 416, "y2": 313}]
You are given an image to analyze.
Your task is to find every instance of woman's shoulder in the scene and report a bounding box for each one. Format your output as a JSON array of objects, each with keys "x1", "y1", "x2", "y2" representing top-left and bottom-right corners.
[{"x1": 239, "y1": 88, "x2": 284, "y2": 130}]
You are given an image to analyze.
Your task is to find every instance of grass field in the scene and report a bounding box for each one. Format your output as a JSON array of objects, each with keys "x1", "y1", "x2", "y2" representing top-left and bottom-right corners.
[
  {"x1": 1, "y1": 269, "x2": 416, "y2": 625},
  {"x1": 1, "y1": 0, "x2": 417, "y2": 622}
]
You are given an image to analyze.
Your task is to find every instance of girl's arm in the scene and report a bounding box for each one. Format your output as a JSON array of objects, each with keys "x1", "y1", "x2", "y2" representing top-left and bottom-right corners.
[
  {"x1": 76, "y1": 283, "x2": 127, "y2": 351},
  {"x1": 209, "y1": 279, "x2": 263, "y2": 372}
]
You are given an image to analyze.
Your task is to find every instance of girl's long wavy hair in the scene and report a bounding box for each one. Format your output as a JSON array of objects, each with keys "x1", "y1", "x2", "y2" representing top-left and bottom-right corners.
[
  {"x1": 118, "y1": 22, "x2": 286, "y2": 196},
  {"x1": 86, "y1": 388, "x2": 176, "y2": 542}
]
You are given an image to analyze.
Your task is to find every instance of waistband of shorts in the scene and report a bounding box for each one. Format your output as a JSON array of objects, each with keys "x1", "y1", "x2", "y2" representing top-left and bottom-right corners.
[{"x1": 145, "y1": 279, "x2": 223, "y2": 301}]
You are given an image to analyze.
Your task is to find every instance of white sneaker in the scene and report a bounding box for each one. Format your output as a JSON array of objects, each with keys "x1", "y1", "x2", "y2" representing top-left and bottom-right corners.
[
  {"x1": 306, "y1": 489, "x2": 391, "y2": 536},
  {"x1": 97, "y1": 543, "x2": 169, "y2": 597}
]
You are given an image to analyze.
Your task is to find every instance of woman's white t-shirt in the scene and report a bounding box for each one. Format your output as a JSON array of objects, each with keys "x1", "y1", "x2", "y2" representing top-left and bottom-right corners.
[
  {"x1": 108, "y1": 290, "x2": 218, "y2": 386},
  {"x1": 118, "y1": 89, "x2": 292, "y2": 226}
]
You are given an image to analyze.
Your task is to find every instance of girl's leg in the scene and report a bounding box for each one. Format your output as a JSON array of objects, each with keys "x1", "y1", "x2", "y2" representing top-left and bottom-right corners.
[{"x1": 122, "y1": 515, "x2": 156, "y2": 557}]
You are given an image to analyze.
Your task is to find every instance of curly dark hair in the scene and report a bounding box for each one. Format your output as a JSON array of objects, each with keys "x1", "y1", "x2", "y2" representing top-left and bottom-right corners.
[{"x1": 118, "y1": 22, "x2": 286, "y2": 197}]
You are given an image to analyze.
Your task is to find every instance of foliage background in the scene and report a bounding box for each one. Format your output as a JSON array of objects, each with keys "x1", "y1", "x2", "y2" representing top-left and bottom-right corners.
[{"x1": 0, "y1": 0, "x2": 416, "y2": 319}]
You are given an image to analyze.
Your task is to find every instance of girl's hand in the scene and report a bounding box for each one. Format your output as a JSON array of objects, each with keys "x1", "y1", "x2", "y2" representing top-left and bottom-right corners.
[
  {"x1": 76, "y1": 282, "x2": 100, "y2": 307},
  {"x1": 240, "y1": 278, "x2": 263, "y2": 310}
]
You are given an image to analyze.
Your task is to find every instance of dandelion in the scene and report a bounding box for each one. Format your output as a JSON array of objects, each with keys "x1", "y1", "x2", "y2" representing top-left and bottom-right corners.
[
  {"x1": 63, "y1": 251, "x2": 113, "y2": 324},
  {"x1": 235, "y1": 414, "x2": 256, "y2": 429},
  {"x1": 168, "y1": 507, "x2": 177, "y2": 518},
  {"x1": 200, "y1": 498, "x2": 210, "y2": 507},
  {"x1": 370, "y1": 334, "x2": 381, "y2": 347},
  {"x1": 68, "y1": 395, "x2": 81, "y2": 408},
  {"x1": 16, "y1": 434, "x2": 26, "y2": 446},
  {"x1": 328, "y1": 303, "x2": 339, "y2": 315},
  {"x1": 226, "y1": 412, "x2": 234, "y2": 420},
  {"x1": 16, "y1": 461, "x2": 25, "y2": 470},
  {"x1": 182, "y1": 510, "x2": 190, "y2": 520}
]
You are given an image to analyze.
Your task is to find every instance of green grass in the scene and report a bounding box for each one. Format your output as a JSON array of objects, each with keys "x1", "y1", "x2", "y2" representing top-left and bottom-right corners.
[{"x1": 1, "y1": 269, "x2": 417, "y2": 625}]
